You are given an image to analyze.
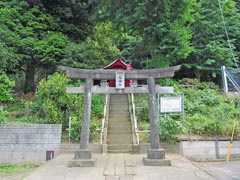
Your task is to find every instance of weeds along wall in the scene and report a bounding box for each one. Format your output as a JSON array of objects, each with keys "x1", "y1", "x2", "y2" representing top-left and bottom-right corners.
[{"x1": 0, "y1": 124, "x2": 62, "y2": 164}]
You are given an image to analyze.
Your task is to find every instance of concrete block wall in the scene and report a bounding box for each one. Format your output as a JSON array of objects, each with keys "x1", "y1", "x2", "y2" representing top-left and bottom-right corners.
[
  {"x1": 0, "y1": 124, "x2": 62, "y2": 164},
  {"x1": 218, "y1": 141, "x2": 240, "y2": 159},
  {"x1": 180, "y1": 140, "x2": 240, "y2": 161}
]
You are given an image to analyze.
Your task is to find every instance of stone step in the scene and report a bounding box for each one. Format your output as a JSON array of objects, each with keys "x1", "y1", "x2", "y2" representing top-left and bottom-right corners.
[
  {"x1": 107, "y1": 134, "x2": 132, "y2": 138},
  {"x1": 109, "y1": 101, "x2": 128, "y2": 105},
  {"x1": 107, "y1": 139, "x2": 132, "y2": 144},
  {"x1": 108, "y1": 118, "x2": 130, "y2": 121},
  {"x1": 108, "y1": 144, "x2": 133, "y2": 151},
  {"x1": 107, "y1": 140, "x2": 132, "y2": 144},
  {"x1": 107, "y1": 126, "x2": 131, "y2": 131},
  {"x1": 108, "y1": 129, "x2": 132, "y2": 134},
  {"x1": 109, "y1": 105, "x2": 128, "y2": 107},
  {"x1": 108, "y1": 117, "x2": 130, "y2": 120},
  {"x1": 108, "y1": 119, "x2": 130, "y2": 122},
  {"x1": 108, "y1": 128, "x2": 131, "y2": 132},
  {"x1": 108, "y1": 110, "x2": 129, "y2": 114},
  {"x1": 107, "y1": 131, "x2": 132, "y2": 135},
  {"x1": 108, "y1": 132, "x2": 132, "y2": 136},
  {"x1": 107, "y1": 134, "x2": 132, "y2": 139},
  {"x1": 109, "y1": 104, "x2": 128, "y2": 107},
  {"x1": 108, "y1": 120, "x2": 131, "y2": 124},
  {"x1": 109, "y1": 104, "x2": 128, "y2": 106},
  {"x1": 107, "y1": 130, "x2": 132, "y2": 134},
  {"x1": 107, "y1": 150, "x2": 133, "y2": 153},
  {"x1": 108, "y1": 124, "x2": 131, "y2": 128},
  {"x1": 110, "y1": 96, "x2": 128, "y2": 99},
  {"x1": 109, "y1": 111, "x2": 129, "y2": 114},
  {"x1": 109, "y1": 98, "x2": 128, "y2": 104},
  {"x1": 108, "y1": 116, "x2": 130, "y2": 120}
]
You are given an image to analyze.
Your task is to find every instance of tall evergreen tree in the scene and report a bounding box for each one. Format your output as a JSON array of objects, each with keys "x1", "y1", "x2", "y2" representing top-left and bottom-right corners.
[
  {"x1": 95, "y1": 0, "x2": 197, "y2": 68},
  {"x1": 0, "y1": 0, "x2": 96, "y2": 92},
  {"x1": 186, "y1": 0, "x2": 240, "y2": 82}
]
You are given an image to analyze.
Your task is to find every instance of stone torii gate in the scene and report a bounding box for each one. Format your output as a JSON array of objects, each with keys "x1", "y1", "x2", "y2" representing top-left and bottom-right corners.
[{"x1": 60, "y1": 65, "x2": 180, "y2": 167}]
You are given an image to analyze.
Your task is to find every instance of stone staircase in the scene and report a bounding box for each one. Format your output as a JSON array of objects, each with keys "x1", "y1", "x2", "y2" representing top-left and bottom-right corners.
[{"x1": 107, "y1": 94, "x2": 133, "y2": 153}]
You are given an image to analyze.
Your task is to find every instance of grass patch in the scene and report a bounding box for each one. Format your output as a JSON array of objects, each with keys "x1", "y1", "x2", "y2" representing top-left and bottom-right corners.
[{"x1": 0, "y1": 163, "x2": 39, "y2": 176}]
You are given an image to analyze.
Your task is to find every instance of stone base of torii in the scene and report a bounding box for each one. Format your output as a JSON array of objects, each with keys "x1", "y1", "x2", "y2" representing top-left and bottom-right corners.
[{"x1": 60, "y1": 65, "x2": 180, "y2": 167}]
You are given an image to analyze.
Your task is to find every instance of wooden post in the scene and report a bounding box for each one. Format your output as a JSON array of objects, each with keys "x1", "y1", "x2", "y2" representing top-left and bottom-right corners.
[
  {"x1": 147, "y1": 77, "x2": 160, "y2": 149},
  {"x1": 80, "y1": 78, "x2": 93, "y2": 149}
]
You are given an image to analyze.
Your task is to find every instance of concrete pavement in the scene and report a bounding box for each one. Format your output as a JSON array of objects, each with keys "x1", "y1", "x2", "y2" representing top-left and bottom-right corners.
[{"x1": 23, "y1": 153, "x2": 240, "y2": 180}]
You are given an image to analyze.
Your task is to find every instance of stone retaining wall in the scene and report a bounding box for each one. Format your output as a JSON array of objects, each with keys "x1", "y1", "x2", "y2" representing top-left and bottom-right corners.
[
  {"x1": 0, "y1": 124, "x2": 62, "y2": 164},
  {"x1": 180, "y1": 140, "x2": 240, "y2": 161}
]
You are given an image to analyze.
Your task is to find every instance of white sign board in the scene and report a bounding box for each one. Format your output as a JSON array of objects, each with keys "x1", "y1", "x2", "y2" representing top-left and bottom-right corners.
[
  {"x1": 115, "y1": 71, "x2": 125, "y2": 89},
  {"x1": 160, "y1": 96, "x2": 182, "y2": 113}
]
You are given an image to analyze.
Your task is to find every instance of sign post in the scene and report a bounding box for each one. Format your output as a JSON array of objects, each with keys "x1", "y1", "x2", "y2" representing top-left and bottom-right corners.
[
  {"x1": 159, "y1": 95, "x2": 184, "y2": 125},
  {"x1": 160, "y1": 96, "x2": 183, "y2": 113}
]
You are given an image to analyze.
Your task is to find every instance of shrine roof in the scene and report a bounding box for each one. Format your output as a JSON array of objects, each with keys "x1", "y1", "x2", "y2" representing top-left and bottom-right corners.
[{"x1": 103, "y1": 58, "x2": 129, "y2": 70}]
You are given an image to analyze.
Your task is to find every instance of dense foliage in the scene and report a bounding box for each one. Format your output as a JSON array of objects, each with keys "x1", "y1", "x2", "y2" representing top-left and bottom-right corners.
[
  {"x1": 1, "y1": 0, "x2": 239, "y2": 90},
  {"x1": 31, "y1": 73, "x2": 103, "y2": 142},
  {"x1": 0, "y1": 0, "x2": 240, "y2": 142},
  {"x1": 135, "y1": 79, "x2": 240, "y2": 142},
  {"x1": 95, "y1": 0, "x2": 196, "y2": 68},
  {"x1": 181, "y1": 79, "x2": 240, "y2": 138},
  {"x1": 186, "y1": 0, "x2": 240, "y2": 81}
]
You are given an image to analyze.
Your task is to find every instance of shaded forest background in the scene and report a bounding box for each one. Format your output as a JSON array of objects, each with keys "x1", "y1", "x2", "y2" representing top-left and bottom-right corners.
[
  {"x1": 1, "y1": 0, "x2": 240, "y2": 141},
  {"x1": 0, "y1": 0, "x2": 240, "y2": 93}
]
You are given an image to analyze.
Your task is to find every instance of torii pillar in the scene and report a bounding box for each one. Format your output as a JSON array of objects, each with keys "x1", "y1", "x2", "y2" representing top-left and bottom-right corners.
[
  {"x1": 61, "y1": 65, "x2": 180, "y2": 167},
  {"x1": 143, "y1": 77, "x2": 171, "y2": 166},
  {"x1": 68, "y1": 78, "x2": 95, "y2": 167}
]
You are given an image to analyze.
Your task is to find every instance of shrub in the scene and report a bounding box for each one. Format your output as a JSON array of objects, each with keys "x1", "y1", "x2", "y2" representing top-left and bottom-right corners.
[
  {"x1": 159, "y1": 116, "x2": 185, "y2": 142},
  {"x1": 135, "y1": 78, "x2": 240, "y2": 141},
  {"x1": 31, "y1": 73, "x2": 103, "y2": 142},
  {"x1": 0, "y1": 106, "x2": 9, "y2": 123},
  {"x1": 181, "y1": 79, "x2": 239, "y2": 138},
  {"x1": 0, "y1": 72, "x2": 14, "y2": 103},
  {"x1": 31, "y1": 73, "x2": 83, "y2": 126}
]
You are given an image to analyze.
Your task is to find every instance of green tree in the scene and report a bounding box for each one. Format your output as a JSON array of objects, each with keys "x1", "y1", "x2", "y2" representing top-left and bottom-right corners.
[
  {"x1": 39, "y1": 0, "x2": 96, "y2": 42},
  {"x1": 95, "y1": 0, "x2": 196, "y2": 68},
  {"x1": 186, "y1": 0, "x2": 240, "y2": 82},
  {"x1": 0, "y1": 1, "x2": 70, "y2": 92},
  {"x1": 63, "y1": 22, "x2": 121, "y2": 68}
]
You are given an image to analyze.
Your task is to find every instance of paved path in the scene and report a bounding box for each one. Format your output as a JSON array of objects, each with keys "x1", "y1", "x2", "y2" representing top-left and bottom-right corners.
[{"x1": 24, "y1": 153, "x2": 240, "y2": 180}]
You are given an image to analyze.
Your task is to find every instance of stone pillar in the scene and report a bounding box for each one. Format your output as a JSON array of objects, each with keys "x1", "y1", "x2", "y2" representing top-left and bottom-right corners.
[
  {"x1": 147, "y1": 77, "x2": 160, "y2": 150},
  {"x1": 68, "y1": 78, "x2": 96, "y2": 167},
  {"x1": 80, "y1": 78, "x2": 92, "y2": 149},
  {"x1": 143, "y1": 77, "x2": 171, "y2": 166}
]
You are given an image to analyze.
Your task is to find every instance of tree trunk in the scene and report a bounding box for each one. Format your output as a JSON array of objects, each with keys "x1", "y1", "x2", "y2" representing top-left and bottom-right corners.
[
  {"x1": 24, "y1": 62, "x2": 36, "y2": 93},
  {"x1": 194, "y1": 68, "x2": 201, "y2": 81}
]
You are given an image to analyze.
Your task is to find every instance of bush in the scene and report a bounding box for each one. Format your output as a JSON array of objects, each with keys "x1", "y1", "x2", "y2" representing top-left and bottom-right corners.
[
  {"x1": 31, "y1": 73, "x2": 83, "y2": 127},
  {"x1": 135, "y1": 95, "x2": 185, "y2": 142},
  {"x1": 31, "y1": 73, "x2": 103, "y2": 142},
  {"x1": 135, "y1": 78, "x2": 240, "y2": 142},
  {"x1": 159, "y1": 116, "x2": 185, "y2": 142},
  {"x1": 0, "y1": 72, "x2": 14, "y2": 103},
  {"x1": 181, "y1": 79, "x2": 240, "y2": 138},
  {"x1": 0, "y1": 106, "x2": 9, "y2": 123}
]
